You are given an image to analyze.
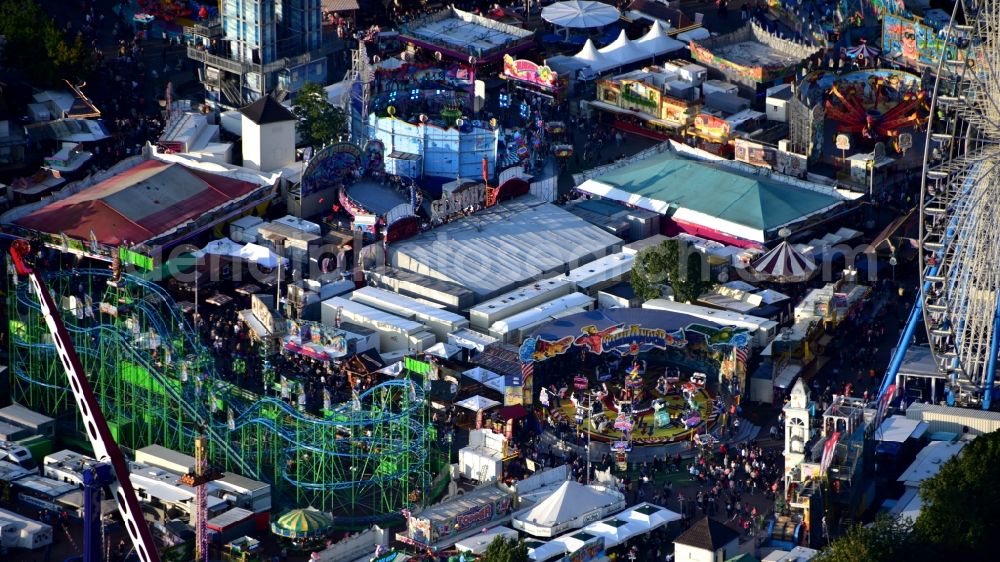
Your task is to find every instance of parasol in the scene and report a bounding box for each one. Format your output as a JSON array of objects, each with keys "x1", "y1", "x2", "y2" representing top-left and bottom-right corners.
[
  {"x1": 271, "y1": 508, "x2": 333, "y2": 539},
  {"x1": 542, "y1": 1, "x2": 620, "y2": 30},
  {"x1": 750, "y1": 240, "x2": 818, "y2": 283}
]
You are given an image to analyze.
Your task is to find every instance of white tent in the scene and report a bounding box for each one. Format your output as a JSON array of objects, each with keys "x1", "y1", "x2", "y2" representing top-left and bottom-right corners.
[
  {"x1": 376, "y1": 361, "x2": 405, "y2": 377},
  {"x1": 463, "y1": 366, "x2": 502, "y2": 384},
  {"x1": 575, "y1": 39, "x2": 607, "y2": 67},
  {"x1": 425, "y1": 341, "x2": 461, "y2": 359},
  {"x1": 512, "y1": 481, "x2": 627, "y2": 537},
  {"x1": 751, "y1": 240, "x2": 818, "y2": 283},
  {"x1": 581, "y1": 517, "x2": 646, "y2": 548},
  {"x1": 634, "y1": 21, "x2": 685, "y2": 54},
  {"x1": 238, "y1": 243, "x2": 288, "y2": 268},
  {"x1": 193, "y1": 237, "x2": 243, "y2": 258},
  {"x1": 542, "y1": 1, "x2": 620, "y2": 29},
  {"x1": 620, "y1": 503, "x2": 681, "y2": 532},
  {"x1": 455, "y1": 526, "x2": 519, "y2": 555},
  {"x1": 456, "y1": 395, "x2": 502, "y2": 413},
  {"x1": 528, "y1": 540, "x2": 568, "y2": 562}
]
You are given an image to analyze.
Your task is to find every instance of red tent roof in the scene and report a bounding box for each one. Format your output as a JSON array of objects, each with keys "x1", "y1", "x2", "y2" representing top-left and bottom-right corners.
[{"x1": 15, "y1": 160, "x2": 261, "y2": 246}]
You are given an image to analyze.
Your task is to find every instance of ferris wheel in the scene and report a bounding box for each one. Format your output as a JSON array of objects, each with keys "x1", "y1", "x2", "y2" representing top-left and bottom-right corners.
[{"x1": 919, "y1": 0, "x2": 1000, "y2": 409}]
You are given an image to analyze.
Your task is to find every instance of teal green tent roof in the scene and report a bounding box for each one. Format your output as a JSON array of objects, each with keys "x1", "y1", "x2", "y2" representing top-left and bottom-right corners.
[{"x1": 588, "y1": 155, "x2": 843, "y2": 232}]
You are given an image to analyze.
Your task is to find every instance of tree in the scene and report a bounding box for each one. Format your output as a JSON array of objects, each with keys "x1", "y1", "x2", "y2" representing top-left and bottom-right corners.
[
  {"x1": 630, "y1": 239, "x2": 713, "y2": 303},
  {"x1": 292, "y1": 82, "x2": 347, "y2": 148},
  {"x1": 913, "y1": 429, "x2": 1000, "y2": 559},
  {"x1": 480, "y1": 536, "x2": 529, "y2": 562},
  {"x1": 813, "y1": 514, "x2": 918, "y2": 562},
  {"x1": 0, "y1": 0, "x2": 91, "y2": 84}
]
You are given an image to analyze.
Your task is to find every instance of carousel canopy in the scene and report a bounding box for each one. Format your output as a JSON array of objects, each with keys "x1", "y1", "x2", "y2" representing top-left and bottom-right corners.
[
  {"x1": 542, "y1": 0, "x2": 620, "y2": 29},
  {"x1": 844, "y1": 39, "x2": 880, "y2": 60},
  {"x1": 271, "y1": 508, "x2": 333, "y2": 539},
  {"x1": 751, "y1": 240, "x2": 817, "y2": 283}
]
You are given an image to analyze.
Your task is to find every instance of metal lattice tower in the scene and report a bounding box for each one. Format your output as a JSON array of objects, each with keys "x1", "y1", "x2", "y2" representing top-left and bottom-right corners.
[
  {"x1": 919, "y1": 0, "x2": 1000, "y2": 409},
  {"x1": 347, "y1": 39, "x2": 372, "y2": 144},
  {"x1": 8, "y1": 267, "x2": 436, "y2": 521}
]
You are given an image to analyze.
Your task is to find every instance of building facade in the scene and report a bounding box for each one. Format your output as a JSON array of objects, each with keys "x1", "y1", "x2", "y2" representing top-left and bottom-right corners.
[{"x1": 189, "y1": 0, "x2": 328, "y2": 107}]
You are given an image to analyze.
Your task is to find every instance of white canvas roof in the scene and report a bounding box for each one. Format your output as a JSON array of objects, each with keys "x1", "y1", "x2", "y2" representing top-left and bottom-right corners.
[
  {"x1": 619, "y1": 502, "x2": 681, "y2": 531},
  {"x1": 455, "y1": 395, "x2": 502, "y2": 412},
  {"x1": 581, "y1": 517, "x2": 645, "y2": 548},
  {"x1": 455, "y1": 526, "x2": 518, "y2": 554},
  {"x1": 634, "y1": 21, "x2": 685, "y2": 55},
  {"x1": 576, "y1": 39, "x2": 606, "y2": 65},
  {"x1": 513, "y1": 481, "x2": 625, "y2": 535},
  {"x1": 876, "y1": 416, "x2": 929, "y2": 444},
  {"x1": 425, "y1": 342, "x2": 462, "y2": 359},
  {"x1": 194, "y1": 237, "x2": 243, "y2": 258},
  {"x1": 676, "y1": 27, "x2": 710, "y2": 42},
  {"x1": 238, "y1": 243, "x2": 287, "y2": 268}
]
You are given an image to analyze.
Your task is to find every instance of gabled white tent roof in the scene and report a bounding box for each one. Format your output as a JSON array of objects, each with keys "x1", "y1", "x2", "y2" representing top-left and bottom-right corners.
[{"x1": 598, "y1": 29, "x2": 644, "y2": 61}]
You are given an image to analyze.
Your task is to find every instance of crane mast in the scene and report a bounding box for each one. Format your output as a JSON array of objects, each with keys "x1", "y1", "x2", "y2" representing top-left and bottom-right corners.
[{"x1": 8, "y1": 239, "x2": 162, "y2": 562}]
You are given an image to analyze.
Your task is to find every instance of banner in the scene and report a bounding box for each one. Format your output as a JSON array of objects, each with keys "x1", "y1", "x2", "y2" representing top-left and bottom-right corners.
[
  {"x1": 502, "y1": 54, "x2": 558, "y2": 90},
  {"x1": 734, "y1": 138, "x2": 775, "y2": 169},
  {"x1": 820, "y1": 431, "x2": 841, "y2": 474}
]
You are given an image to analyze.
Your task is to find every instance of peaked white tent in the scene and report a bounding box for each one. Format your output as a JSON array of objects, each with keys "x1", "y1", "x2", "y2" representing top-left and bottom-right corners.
[
  {"x1": 751, "y1": 240, "x2": 818, "y2": 283},
  {"x1": 620, "y1": 503, "x2": 681, "y2": 532},
  {"x1": 455, "y1": 395, "x2": 501, "y2": 412},
  {"x1": 512, "y1": 481, "x2": 627, "y2": 537},
  {"x1": 575, "y1": 38, "x2": 607, "y2": 67},
  {"x1": 462, "y1": 366, "x2": 505, "y2": 394},
  {"x1": 634, "y1": 21, "x2": 685, "y2": 54},
  {"x1": 239, "y1": 243, "x2": 287, "y2": 268},
  {"x1": 572, "y1": 24, "x2": 685, "y2": 73}
]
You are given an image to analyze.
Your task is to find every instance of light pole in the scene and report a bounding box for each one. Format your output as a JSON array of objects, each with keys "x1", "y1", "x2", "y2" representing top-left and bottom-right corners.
[{"x1": 586, "y1": 389, "x2": 593, "y2": 485}]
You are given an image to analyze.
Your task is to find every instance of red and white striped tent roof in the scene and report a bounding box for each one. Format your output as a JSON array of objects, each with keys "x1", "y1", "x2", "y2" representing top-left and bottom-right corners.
[{"x1": 751, "y1": 240, "x2": 817, "y2": 283}]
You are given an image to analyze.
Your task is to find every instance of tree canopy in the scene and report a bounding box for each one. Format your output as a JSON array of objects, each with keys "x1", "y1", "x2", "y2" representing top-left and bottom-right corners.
[
  {"x1": 913, "y1": 429, "x2": 1000, "y2": 558},
  {"x1": 292, "y1": 82, "x2": 346, "y2": 148},
  {"x1": 816, "y1": 430, "x2": 1000, "y2": 562},
  {"x1": 0, "y1": 0, "x2": 91, "y2": 85},
  {"x1": 630, "y1": 239, "x2": 712, "y2": 303},
  {"x1": 480, "y1": 536, "x2": 529, "y2": 562}
]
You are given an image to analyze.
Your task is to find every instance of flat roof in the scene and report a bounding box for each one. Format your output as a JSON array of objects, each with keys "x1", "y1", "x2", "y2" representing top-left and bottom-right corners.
[
  {"x1": 470, "y1": 277, "x2": 575, "y2": 317},
  {"x1": 136, "y1": 444, "x2": 196, "y2": 472},
  {"x1": 561, "y1": 253, "x2": 634, "y2": 289},
  {"x1": 351, "y1": 286, "x2": 468, "y2": 326},
  {"x1": 0, "y1": 404, "x2": 54, "y2": 427},
  {"x1": 877, "y1": 416, "x2": 929, "y2": 444},
  {"x1": 390, "y1": 196, "x2": 621, "y2": 298},
  {"x1": 322, "y1": 297, "x2": 426, "y2": 333},
  {"x1": 898, "y1": 441, "x2": 967, "y2": 488},
  {"x1": 399, "y1": 8, "x2": 532, "y2": 60},
  {"x1": 416, "y1": 485, "x2": 511, "y2": 522}
]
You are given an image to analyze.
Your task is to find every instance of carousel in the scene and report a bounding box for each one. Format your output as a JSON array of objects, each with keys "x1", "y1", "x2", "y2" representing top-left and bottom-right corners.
[{"x1": 522, "y1": 309, "x2": 751, "y2": 449}]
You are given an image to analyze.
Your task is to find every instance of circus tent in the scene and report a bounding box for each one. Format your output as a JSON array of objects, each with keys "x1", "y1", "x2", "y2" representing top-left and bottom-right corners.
[{"x1": 751, "y1": 240, "x2": 817, "y2": 283}]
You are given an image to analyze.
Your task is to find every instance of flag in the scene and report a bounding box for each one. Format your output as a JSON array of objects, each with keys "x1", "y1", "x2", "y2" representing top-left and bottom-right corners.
[
  {"x1": 821, "y1": 431, "x2": 841, "y2": 473},
  {"x1": 735, "y1": 345, "x2": 749, "y2": 366},
  {"x1": 876, "y1": 384, "x2": 896, "y2": 428}
]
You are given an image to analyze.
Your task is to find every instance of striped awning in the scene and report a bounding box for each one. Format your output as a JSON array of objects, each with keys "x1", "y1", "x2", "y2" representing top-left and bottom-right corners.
[{"x1": 751, "y1": 240, "x2": 817, "y2": 283}]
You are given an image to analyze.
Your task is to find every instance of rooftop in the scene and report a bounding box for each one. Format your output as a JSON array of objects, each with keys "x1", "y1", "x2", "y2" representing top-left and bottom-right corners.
[
  {"x1": 577, "y1": 151, "x2": 842, "y2": 238},
  {"x1": 399, "y1": 7, "x2": 533, "y2": 61},
  {"x1": 897, "y1": 440, "x2": 967, "y2": 488},
  {"x1": 390, "y1": 196, "x2": 621, "y2": 298},
  {"x1": 675, "y1": 516, "x2": 741, "y2": 551},
  {"x1": 12, "y1": 159, "x2": 266, "y2": 247},
  {"x1": 240, "y1": 96, "x2": 296, "y2": 125}
]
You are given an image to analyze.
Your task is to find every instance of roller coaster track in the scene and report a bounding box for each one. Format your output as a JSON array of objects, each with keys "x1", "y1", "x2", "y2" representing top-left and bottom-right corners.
[{"x1": 10, "y1": 268, "x2": 429, "y2": 507}]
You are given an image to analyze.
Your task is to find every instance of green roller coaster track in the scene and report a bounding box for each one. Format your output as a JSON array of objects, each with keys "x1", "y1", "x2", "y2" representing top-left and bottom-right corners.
[{"x1": 8, "y1": 266, "x2": 439, "y2": 524}]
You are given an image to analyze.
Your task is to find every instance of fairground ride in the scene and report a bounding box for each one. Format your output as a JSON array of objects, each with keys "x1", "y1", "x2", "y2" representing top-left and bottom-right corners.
[
  {"x1": 881, "y1": 0, "x2": 1000, "y2": 410},
  {"x1": 7, "y1": 264, "x2": 436, "y2": 523}
]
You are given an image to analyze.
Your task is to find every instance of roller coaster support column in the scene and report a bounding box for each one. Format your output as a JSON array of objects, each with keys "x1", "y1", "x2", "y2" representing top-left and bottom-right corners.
[
  {"x1": 879, "y1": 292, "x2": 925, "y2": 402},
  {"x1": 82, "y1": 463, "x2": 114, "y2": 562},
  {"x1": 983, "y1": 296, "x2": 1000, "y2": 410}
]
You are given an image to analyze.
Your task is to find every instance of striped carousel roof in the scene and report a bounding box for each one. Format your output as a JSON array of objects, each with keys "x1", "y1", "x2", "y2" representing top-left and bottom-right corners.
[
  {"x1": 751, "y1": 240, "x2": 817, "y2": 282},
  {"x1": 271, "y1": 508, "x2": 333, "y2": 539}
]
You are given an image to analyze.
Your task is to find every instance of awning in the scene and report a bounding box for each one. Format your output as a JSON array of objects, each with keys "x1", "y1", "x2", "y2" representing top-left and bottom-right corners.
[{"x1": 498, "y1": 405, "x2": 529, "y2": 421}]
